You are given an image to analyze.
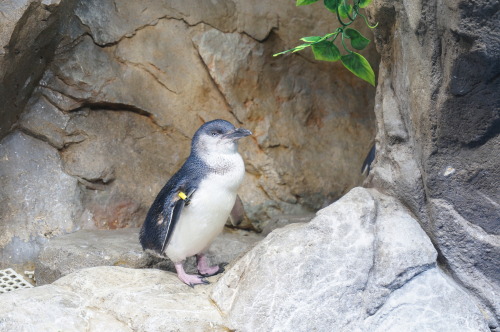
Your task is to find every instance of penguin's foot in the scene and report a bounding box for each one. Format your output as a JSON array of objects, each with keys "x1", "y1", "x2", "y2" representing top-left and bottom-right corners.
[
  {"x1": 174, "y1": 261, "x2": 209, "y2": 287},
  {"x1": 200, "y1": 262, "x2": 228, "y2": 277},
  {"x1": 179, "y1": 274, "x2": 209, "y2": 288},
  {"x1": 197, "y1": 254, "x2": 227, "y2": 277}
]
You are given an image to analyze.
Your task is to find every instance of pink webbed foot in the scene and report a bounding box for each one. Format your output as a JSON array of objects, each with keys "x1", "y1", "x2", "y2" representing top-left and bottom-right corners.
[
  {"x1": 196, "y1": 254, "x2": 227, "y2": 277},
  {"x1": 174, "y1": 262, "x2": 209, "y2": 287}
]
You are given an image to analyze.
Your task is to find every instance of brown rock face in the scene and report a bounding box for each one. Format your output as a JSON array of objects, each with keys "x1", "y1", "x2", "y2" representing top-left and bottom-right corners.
[
  {"x1": 0, "y1": 0, "x2": 376, "y2": 269},
  {"x1": 366, "y1": 0, "x2": 499, "y2": 327}
]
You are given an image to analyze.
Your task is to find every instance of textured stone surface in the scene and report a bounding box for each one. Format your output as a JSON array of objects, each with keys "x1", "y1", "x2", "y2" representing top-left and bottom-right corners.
[
  {"x1": 259, "y1": 213, "x2": 314, "y2": 236},
  {"x1": 363, "y1": 268, "x2": 491, "y2": 332},
  {"x1": 203, "y1": 229, "x2": 263, "y2": 268},
  {"x1": 0, "y1": 131, "x2": 81, "y2": 271},
  {"x1": 35, "y1": 228, "x2": 263, "y2": 285},
  {"x1": 211, "y1": 188, "x2": 489, "y2": 331},
  {"x1": 0, "y1": 0, "x2": 63, "y2": 137},
  {"x1": 35, "y1": 229, "x2": 156, "y2": 285},
  {"x1": 366, "y1": 0, "x2": 500, "y2": 327},
  {"x1": 0, "y1": 266, "x2": 226, "y2": 331}
]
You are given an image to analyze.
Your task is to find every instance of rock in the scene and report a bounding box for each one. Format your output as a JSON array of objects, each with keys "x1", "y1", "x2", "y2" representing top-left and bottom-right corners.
[
  {"x1": 35, "y1": 228, "x2": 156, "y2": 285},
  {"x1": 0, "y1": 0, "x2": 62, "y2": 137},
  {"x1": 364, "y1": 269, "x2": 491, "y2": 332},
  {"x1": 366, "y1": 0, "x2": 500, "y2": 326},
  {"x1": 0, "y1": 266, "x2": 225, "y2": 331},
  {"x1": 259, "y1": 213, "x2": 315, "y2": 236},
  {"x1": 204, "y1": 228, "x2": 263, "y2": 266},
  {"x1": 0, "y1": 131, "x2": 81, "y2": 271},
  {"x1": 35, "y1": 227, "x2": 263, "y2": 285},
  {"x1": 18, "y1": 95, "x2": 71, "y2": 149},
  {"x1": 211, "y1": 188, "x2": 489, "y2": 331}
]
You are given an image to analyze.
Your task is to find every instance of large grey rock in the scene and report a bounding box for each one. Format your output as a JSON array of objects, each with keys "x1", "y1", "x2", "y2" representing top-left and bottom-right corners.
[
  {"x1": 366, "y1": 0, "x2": 500, "y2": 326},
  {"x1": 211, "y1": 188, "x2": 489, "y2": 331},
  {"x1": 35, "y1": 227, "x2": 263, "y2": 285},
  {"x1": 0, "y1": 266, "x2": 225, "y2": 331}
]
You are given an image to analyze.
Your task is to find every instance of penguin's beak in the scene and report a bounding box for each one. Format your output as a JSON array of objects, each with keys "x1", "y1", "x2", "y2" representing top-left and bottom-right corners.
[{"x1": 224, "y1": 128, "x2": 252, "y2": 140}]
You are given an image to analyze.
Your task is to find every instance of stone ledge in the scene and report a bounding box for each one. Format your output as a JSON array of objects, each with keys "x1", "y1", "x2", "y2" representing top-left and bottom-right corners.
[{"x1": 35, "y1": 227, "x2": 263, "y2": 285}]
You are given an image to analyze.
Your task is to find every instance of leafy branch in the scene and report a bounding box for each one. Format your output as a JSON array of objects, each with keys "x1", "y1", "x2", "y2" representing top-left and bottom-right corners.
[{"x1": 273, "y1": 0, "x2": 378, "y2": 86}]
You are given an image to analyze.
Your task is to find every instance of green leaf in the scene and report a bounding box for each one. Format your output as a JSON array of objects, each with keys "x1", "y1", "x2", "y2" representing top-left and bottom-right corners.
[
  {"x1": 300, "y1": 36, "x2": 323, "y2": 43},
  {"x1": 338, "y1": 2, "x2": 353, "y2": 18},
  {"x1": 324, "y1": 0, "x2": 341, "y2": 12},
  {"x1": 312, "y1": 41, "x2": 341, "y2": 61},
  {"x1": 292, "y1": 43, "x2": 312, "y2": 53},
  {"x1": 344, "y1": 28, "x2": 370, "y2": 50},
  {"x1": 273, "y1": 51, "x2": 289, "y2": 56},
  {"x1": 358, "y1": 0, "x2": 372, "y2": 8},
  {"x1": 296, "y1": 0, "x2": 320, "y2": 5},
  {"x1": 273, "y1": 48, "x2": 294, "y2": 56},
  {"x1": 341, "y1": 52, "x2": 375, "y2": 86},
  {"x1": 273, "y1": 42, "x2": 314, "y2": 57}
]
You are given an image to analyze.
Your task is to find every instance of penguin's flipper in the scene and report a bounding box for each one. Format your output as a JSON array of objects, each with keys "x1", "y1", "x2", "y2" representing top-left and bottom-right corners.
[
  {"x1": 159, "y1": 187, "x2": 196, "y2": 253},
  {"x1": 160, "y1": 197, "x2": 186, "y2": 253}
]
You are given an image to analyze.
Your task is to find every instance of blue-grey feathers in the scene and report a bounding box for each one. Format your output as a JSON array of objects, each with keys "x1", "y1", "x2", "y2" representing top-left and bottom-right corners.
[{"x1": 139, "y1": 155, "x2": 207, "y2": 255}]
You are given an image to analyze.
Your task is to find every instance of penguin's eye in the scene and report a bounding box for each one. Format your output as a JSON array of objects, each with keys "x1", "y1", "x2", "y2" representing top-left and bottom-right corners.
[{"x1": 211, "y1": 130, "x2": 221, "y2": 137}]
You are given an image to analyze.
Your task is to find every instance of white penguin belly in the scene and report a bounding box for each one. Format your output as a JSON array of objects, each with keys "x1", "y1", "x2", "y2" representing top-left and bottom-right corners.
[{"x1": 165, "y1": 171, "x2": 242, "y2": 262}]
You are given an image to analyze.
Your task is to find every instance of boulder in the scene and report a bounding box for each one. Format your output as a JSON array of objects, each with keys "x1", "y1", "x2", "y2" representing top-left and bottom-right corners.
[
  {"x1": 0, "y1": 266, "x2": 225, "y2": 331},
  {"x1": 211, "y1": 188, "x2": 489, "y2": 331},
  {"x1": 35, "y1": 227, "x2": 263, "y2": 285}
]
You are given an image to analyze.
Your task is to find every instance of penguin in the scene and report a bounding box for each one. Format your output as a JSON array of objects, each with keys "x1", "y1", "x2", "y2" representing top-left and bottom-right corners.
[{"x1": 139, "y1": 119, "x2": 252, "y2": 286}]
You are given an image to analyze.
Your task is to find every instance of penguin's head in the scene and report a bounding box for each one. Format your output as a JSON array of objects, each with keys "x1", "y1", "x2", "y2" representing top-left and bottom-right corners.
[{"x1": 192, "y1": 119, "x2": 252, "y2": 155}]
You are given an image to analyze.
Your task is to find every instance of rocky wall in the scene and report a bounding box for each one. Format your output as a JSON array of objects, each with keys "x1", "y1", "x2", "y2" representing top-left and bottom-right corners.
[
  {"x1": 0, "y1": 0, "x2": 377, "y2": 270},
  {"x1": 366, "y1": 0, "x2": 500, "y2": 328}
]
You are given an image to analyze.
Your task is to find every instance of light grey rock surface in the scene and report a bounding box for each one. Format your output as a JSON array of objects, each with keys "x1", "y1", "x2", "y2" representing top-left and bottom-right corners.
[
  {"x1": 35, "y1": 227, "x2": 263, "y2": 285},
  {"x1": 211, "y1": 187, "x2": 489, "y2": 331},
  {"x1": 364, "y1": 268, "x2": 490, "y2": 332},
  {"x1": 0, "y1": 266, "x2": 226, "y2": 331}
]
